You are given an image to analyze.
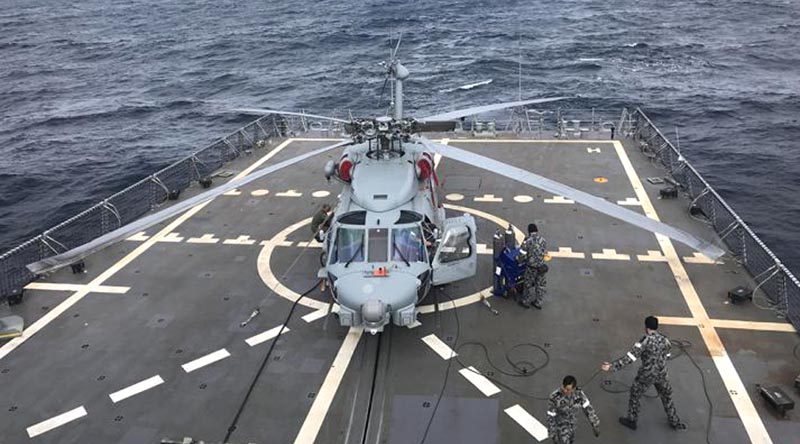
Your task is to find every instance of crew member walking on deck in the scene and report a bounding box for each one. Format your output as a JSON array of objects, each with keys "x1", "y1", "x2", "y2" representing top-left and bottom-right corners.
[
  {"x1": 547, "y1": 375, "x2": 600, "y2": 443},
  {"x1": 517, "y1": 223, "x2": 547, "y2": 309},
  {"x1": 600, "y1": 315, "x2": 687, "y2": 431},
  {"x1": 310, "y1": 204, "x2": 332, "y2": 242}
]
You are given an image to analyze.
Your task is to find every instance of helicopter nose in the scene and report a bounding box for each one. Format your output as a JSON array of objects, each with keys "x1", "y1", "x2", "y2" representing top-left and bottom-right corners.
[{"x1": 334, "y1": 272, "x2": 419, "y2": 330}]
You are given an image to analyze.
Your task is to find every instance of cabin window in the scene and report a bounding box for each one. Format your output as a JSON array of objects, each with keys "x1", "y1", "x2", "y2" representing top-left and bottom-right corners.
[
  {"x1": 368, "y1": 228, "x2": 389, "y2": 262},
  {"x1": 333, "y1": 228, "x2": 365, "y2": 264},
  {"x1": 438, "y1": 226, "x2": 471, "y2": 263},
  {"x1": 392, "y1": 227, "x2": 425, "y2": 263}
]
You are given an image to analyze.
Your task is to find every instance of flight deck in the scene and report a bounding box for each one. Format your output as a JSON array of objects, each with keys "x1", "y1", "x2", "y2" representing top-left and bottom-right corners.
[{"x1": 1, "y1": 129, "x2": 799, "y2": 444}]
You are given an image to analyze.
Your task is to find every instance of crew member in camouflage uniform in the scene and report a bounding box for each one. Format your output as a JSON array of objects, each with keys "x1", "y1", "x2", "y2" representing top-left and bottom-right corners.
[
  {"x1": 310, "y1": 204, "x2": 332, "y2": 242},
  {"x1": 601, "y1": 316, "x2": 687, "y2": 431},
  {"x1": 517, "y1": 223, "x2": 547, "y2": 309},
  {"x1": 547, "y1": 375, "x2": 600, "y2": 443}
]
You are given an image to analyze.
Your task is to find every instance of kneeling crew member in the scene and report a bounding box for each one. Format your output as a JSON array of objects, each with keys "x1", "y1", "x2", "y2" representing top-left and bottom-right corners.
[
  {"x1": 601, "y1": 315, "x2": 687, "y2": 431},
  {"x1": 517, "y1": 223, "x2": 547, "y2": 309},
  {"x1": 547, "y1": 375, "x2": 600, "y2": 443}
]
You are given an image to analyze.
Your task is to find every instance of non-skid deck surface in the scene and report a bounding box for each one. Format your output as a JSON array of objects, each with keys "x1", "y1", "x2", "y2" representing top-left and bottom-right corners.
[{"x1": 1, "y1": 135, "x2": 798, "y2": 444}]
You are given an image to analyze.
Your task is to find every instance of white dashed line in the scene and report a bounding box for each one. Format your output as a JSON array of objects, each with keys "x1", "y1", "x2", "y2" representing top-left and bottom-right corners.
[
  {"x1": 504, "y1": 404, "x2": 548, "y2": 441},
  {"x1": 587, "y1": 147, "x2": 601, "y2": 153},
  {"x1": 251, "y1": 189, "x2": 269, "y2": 196},
  {"x1": 513, "y1": 195, "x2": 534, "y2": 203},
  {"x1": 26, "y1": 406, "x2": 87, "y2": 438},
  {"x1": 617, "y1": 197, "x2": 641, "y2": 206},
  {"x1": 302, "y1": 309, "x2": 330, "y2": 323},
  {"x1": 159, "y1": 232, "x2": 184, "y2": 243},
  {"x1": 245, "y1": 326, "x2": 289, "y2": 347},
  {"x1": 421, "y1": 334, "x2": 457, "y2": 360},
  {"x1": 109, "y1": 375, "x2": 164, "y2": 403},
  {"x1": 181, "y1": 348, "x2": 231, "y2": 373},
  {"x1": 544, "y1": 196, "x2": 574, "y2": 204},
  {"x1": 474, "y1": 194, "x2": 503, "y2": 202},
  {"x1": 187, "y1": 234, "x2": 220, "y2": 244},
  {"x1": 459, "y1": 366, "x2": 501, "y2": 396},
  {"x1": 637, "y1": 250, "x2": 668, "y2": 262},
  {"x1": 126, "y1": 231, "x2": 150, "y2": 241},
  {"x1": 23, "y1": 283, "x2": 130, "y2": 294},
  {"x1": 223, "y1": 235, "x2": 256, "y2": 245},
  {"x1": 276, "y1": 189, "x2": 302, "y2": 197},
  {"x1": 684, "y1": 252, "x2": 723, "y2": 264},
  {"x1": 547, "y1": 247, "x2": 585, "y2": 259},
  {"x1": 223, "y1": 189, "x2": 242, "y2": 196},
  {"x1": 445, "y1": 193, "x2": 464, "y2": 201},
  {"x1": 591, "y1": 249, "x2": 631, "y2": 261},
  {"x1": 311, "y1": 190, "x2": 330, "y2": 198}
]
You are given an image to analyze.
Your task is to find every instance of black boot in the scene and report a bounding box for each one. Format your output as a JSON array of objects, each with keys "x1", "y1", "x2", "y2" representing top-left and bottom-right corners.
[
  {"x1": 619, "y1": 417, "x2": 637, "y2": 430},
  {"x1": 670, "y1": 421, "x2": 687, "y2": 431}
]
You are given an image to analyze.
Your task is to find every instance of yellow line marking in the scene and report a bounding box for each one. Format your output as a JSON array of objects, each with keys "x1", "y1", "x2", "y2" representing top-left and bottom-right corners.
[
  {"x1": 660, "y1": 316, "x2": 796, "y2": 333},
  {"x1": 0, "y1": 138, "x2": 296, "y2": 362},
  {"x1": 293, "y1": 327, "x2": 363, "y2": 444},
  {"x1": 591, "y1": 248, "x2": 630, "y2": 261},
  {"x1": 24, "y1": 283, "x2": 130, "y2": 294},
  {"x1": 544, "y1": 195, "x2": 574, "y2": 204},
  {"x1": 187, "y1": 234, "x2": 220, "y2": 244},
  {"x1": 613, "y1": 140, "x2": 772, "y2": 443},
  {"x1": 684, "y1": 252, "x2": 724, "y2": 265},
  {"x1": 223, "y1": 235, "x2": 256, "y2": 245},
  {"x1": 637, "y1": 250, "x2": 668, "y2": 262},
  {"x1": 548, "y1": 247, "x2": 585, "y2": 259}
]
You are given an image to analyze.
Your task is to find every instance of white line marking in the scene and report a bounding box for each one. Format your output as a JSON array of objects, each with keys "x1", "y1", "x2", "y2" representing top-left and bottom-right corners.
[
  {"x1": 126, "y1": 231, "x2": 150, "y2": 241},
  {"x1": 294, "y1": 327, "x2": 363, "y2": 444},
  {"x1": 617, "y1": 197, "x2": 641, "y2": 206},
  {"x1": 26, "y1": 406, "x2": 87, "y2": 438},
  {"x1": 24, "y1": 282, "x2": 130, "y2": 294},
  {"x1": 251, "y1": 189, "x2": 269, "y2": 196},
  {"x1": 109, "y1": 375, "x2": 164, "y2": 403},
  {"x1": 181, "y1": 348, "x2": 231, "y2": 373},
  {"x1": 587, "y1": 147, "x2": 602, "y2": 153},
  {"x1": 223, "y1": 189, "x2": 242, "y2": 196},
  {"x1": 246, "y1": 326, "x2": 290, "y2": 346},
  {"x1": 302, "y1": 309, "x2": 329, "y2": 323},
  {"x1": 544, "y1": 195, "x2": 574, "y2": 204},
  {"x1": 459, "y1": 366, "x2": 501, "y2": 396},
  {"x1": 637, "y1": 250, "x2": 668, "y2": 262},
  {"x1": 223, "y1": 235, "x2": 256, "y2": 245},
  {"x1": 445, "y1": 193, "x2": 464, "y2": 201},
  {"x1": 474, "y1": 194, "x2": 503, "y2": 202},
  {"x1": 187, "y1": 234, "x2": 220, "y2": 244},
  {"x1": 513, "y1": 195, "x2": 534, "y2": 203},
  {"x1": 504, "y1": 404, "x2": 548, "y2": 441},
  {"x1": 159, "y1": 232, "x2": 184, "y2": 243},
  {"x1": 0, "y1": 139, "x2": 295, "y2": 363},
  {"x1": 613, "y1": 140, "x2": 772, "y2": 443},
  {"x1": 276, "y1": 189, "x2": 302, "y2": 197},
  {"x1": 311, "y1": 190, "x2": 330, "y2": 198},
  {"x1": 591, "y1": 248, "x2": 630, "y2": 261},
  {"x1": 421, "y1": 334, "x2": 457, "y2": 360}
]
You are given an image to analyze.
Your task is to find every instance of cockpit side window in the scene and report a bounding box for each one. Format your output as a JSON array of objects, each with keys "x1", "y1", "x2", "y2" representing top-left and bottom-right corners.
[
  {"x1": 333, "y1": 228, "x2": 365, "y2": 264},
  {"x1": 368, "y1": 228, "x2": 389, "y2": 262},
  {"x1": 392, "y1": 226, "x2": 425, "y2": 263}
]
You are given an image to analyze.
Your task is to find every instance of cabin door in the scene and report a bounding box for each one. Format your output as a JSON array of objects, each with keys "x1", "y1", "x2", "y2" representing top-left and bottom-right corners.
[{"x1": 431, "y1": 214, "x2": 478, "y2": 285}]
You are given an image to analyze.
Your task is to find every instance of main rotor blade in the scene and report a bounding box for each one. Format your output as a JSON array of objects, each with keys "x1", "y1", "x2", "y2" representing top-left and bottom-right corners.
[
  {"x1": 27, "y1": 140, "x2": 352, "y2": 274},
  {"x1": 418, "y1": 137, "x2": 725, "y2": 259},
  {"x1": 419, "y1": 97, "x2": 569, "y2": 122},
  {"x1": 233, "y1": 108, "x2": 351, "y2": 124}
]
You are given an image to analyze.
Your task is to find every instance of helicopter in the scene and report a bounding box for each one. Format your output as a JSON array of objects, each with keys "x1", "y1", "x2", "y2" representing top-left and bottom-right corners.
[{"x1": 27, "y1": 46, "x2": 725, "y2": 334}]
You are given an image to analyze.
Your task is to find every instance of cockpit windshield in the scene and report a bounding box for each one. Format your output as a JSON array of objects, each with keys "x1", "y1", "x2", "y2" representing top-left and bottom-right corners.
[
  {"x1": 333, "y1": 227, "x2": 365, "y2": 264},
  {"x1": 392, "y1": 226, "x2": 425, "y2": 263}
]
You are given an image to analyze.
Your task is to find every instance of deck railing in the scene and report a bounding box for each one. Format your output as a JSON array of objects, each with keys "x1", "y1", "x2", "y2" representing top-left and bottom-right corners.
[
  {"x1": 623, "y1": 107, "x2": 800, "y2": 329},
  {"x1": 0, "y1": 113, "x2": 289, "y2": 299}
]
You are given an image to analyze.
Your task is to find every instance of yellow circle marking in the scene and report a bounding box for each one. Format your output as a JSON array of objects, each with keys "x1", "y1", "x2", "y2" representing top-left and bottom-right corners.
[
  {"x1": 513, "y1": 195, "x2": 533, "y2": 203},
  {"x1": 256, "y1": 204, "x2": 524, "y2": 314},
  {"x1": 312, "y1": 190, "x2": 331, "y2": 198},
  {"x1": 594, "y1": 177, "x2": 608, "y2": 183},
  {"x1": 445, "y1": 193, "x2": 464, "y2": 201}
]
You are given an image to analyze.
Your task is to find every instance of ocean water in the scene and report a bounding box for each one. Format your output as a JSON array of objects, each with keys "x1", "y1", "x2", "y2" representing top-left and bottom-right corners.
[{"x1": 1, "y1": 0, "x2": 798, "y2": 272}]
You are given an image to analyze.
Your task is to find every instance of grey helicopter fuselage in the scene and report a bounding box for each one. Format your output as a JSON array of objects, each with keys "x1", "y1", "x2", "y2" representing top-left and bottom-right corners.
[{"x1": 321, "y1": 128, "x2": 477, "y2": 333}]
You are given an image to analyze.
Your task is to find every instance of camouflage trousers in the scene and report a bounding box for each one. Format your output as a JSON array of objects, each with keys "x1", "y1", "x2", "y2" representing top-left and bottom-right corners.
[
  {"x1": 521, "y1": 269, "x2": 546, "y2": 304},
  {"x1": 550, "y1": 424, "x2": 575, "y2": 444},
  {"x1": 627, "y1": 376, "x2": 681, "y2": 426}
]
